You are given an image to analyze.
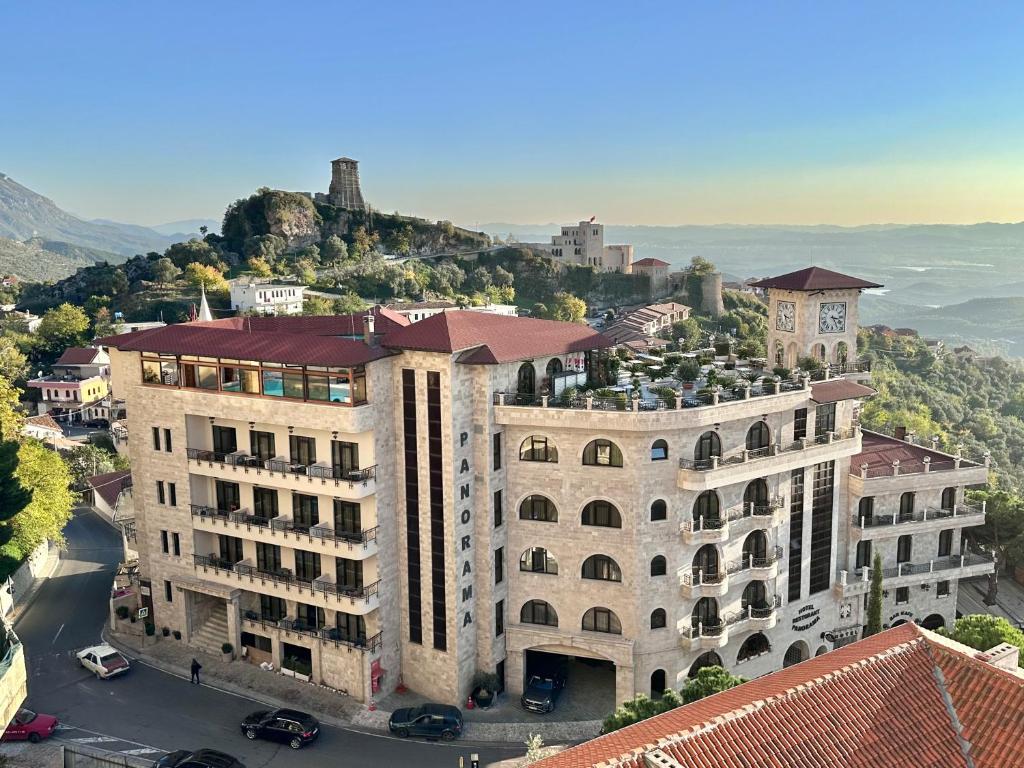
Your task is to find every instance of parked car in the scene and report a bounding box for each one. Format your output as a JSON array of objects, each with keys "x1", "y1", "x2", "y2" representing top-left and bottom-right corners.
[
  {"x1": 2, "y1": 709, "x2": 58, "y2": 742},
  {"x1": 77, "y1": 644, "x2": 130, "y2": 679},
  {"x1": 153, "y1": 749, "x2": 245, "y2": 768},
  {"x1": 388, "y1": 703, "x2": 463, "y2": 740},
  {"x1": 240, "y1": 708, "x2": 319, "y2": 749},
  {"x1": 520, "y1": 668, "x2": 567, "y2": 713},
  {"x1": 84, "y1": 418, "x2": 110, "y2": 429}
]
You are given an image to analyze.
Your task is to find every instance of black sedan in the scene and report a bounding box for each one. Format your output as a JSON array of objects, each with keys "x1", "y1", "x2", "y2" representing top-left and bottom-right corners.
[
  {"x1": 153, "y1": 749, "x2": 245, "y2": 768},
  {"x1": 520, "y1": 669, "x2": 567, "y2": 713},
  {"x1": 240, "y1": 708, "x2": 319, "y2": 750}
]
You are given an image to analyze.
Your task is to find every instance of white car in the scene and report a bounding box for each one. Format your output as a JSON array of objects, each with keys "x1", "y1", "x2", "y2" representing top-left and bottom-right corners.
[{"x1": 77, "y1": 645, "x2": 130, "y2": 679}]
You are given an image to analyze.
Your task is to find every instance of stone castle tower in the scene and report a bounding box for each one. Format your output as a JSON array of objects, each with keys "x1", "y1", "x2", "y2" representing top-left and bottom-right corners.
[{"x1": 328, "y1": 157, "x2": 366, "y2": 210}]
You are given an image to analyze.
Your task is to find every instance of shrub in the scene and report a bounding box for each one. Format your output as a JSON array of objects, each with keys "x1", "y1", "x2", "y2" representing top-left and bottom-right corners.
[
  {"x1": 115, "y1": 605, "x2": 130, "y2": 620},
  {"x1": 941, "y1": 615, "x2": 1024, "y2": 667},
  {"x1": 675, "y1": 360, "x2": 701, "y2": 382},
  {"x1": 222, "y1": 642, "x2": 234, "y2": 655},
  {"x1": 162, "y1": 627, "x2": 170, "y2": 637},
  {"x1": 772, "y1": 367, "x2": 791, "y2": 379},
  {"x1": 144, "y1": 622, "x2": 155, "y2": 636},
  {"x1": 472, "y1": 670, "x2": 501, "y2": 693}
]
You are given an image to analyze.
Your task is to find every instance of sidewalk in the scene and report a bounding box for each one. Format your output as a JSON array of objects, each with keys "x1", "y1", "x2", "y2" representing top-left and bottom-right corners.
[
  {"x1": 8, "y1": 542, "x2": 61, "y2": 626},
  {"x1": 959, "y1": 575, "x2": 1024, "y2": 626},
  {"x1": 105, "y1": 628, "x2": 598, "y2": 744}
]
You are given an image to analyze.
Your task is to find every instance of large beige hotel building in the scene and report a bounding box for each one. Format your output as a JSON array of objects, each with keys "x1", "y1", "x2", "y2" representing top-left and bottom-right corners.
[{"x1": 102, "y1": 267, "x2": 992, "y2": 708}]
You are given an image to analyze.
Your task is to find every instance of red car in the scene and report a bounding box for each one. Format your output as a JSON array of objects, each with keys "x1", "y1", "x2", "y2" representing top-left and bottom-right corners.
[{"x1": 2, "y1": 709, "x2": 58, "y2": 742}]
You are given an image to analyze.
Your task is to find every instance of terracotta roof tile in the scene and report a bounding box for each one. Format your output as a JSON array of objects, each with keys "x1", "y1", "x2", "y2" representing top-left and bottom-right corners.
[
  {"x1": 632, "y1": 258, "x2": 670, "y2": 267},
  {"x1": 87, "y1": 470, "x2": 132, "y2": 509},
  {"x1": 750, "y1": 267, "x2": 883, "y2": 291},
  {"x1": 56, "y1": 347, "x2": 102, "y2": 365},
  {"x1": 809, "y1": 379, "x2": 875, "y2": 404}
]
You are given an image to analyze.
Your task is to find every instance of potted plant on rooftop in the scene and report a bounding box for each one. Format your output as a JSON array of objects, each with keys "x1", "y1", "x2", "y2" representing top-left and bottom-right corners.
[
  {"x1": 675, "y1": 359, "x2": 701, "y2": 391},
  {"x1": 472, "y1": 670, "x2": 501, "y2": 709}
]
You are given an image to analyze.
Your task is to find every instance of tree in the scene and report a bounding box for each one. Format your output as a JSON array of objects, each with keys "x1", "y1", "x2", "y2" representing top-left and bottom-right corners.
[
  {"x1": 0, "y1": 376, "x2": 24, "y2": 441},
  {"x1": 492, "y1": 266, "x2": 514, "y2": 287},
  {"x1": 165, "y1": 239, "x2": 223, "y2": 270},
  {"x1": 4, "y1": 439, "x2": 76, "y2": 561},
  {"x1": 0, "y1": 338, "x2": 28, "y2": 383},
  {"x1": 601, "y1": 666, "x2": 742, "y2": 733},
  {"x1": 64, "y1": 443, "x2": 129, "y2": 489},
  {"x1": 303, "y1": 297, "x2": 334, "y2": 316},
  {"x1": 941, "y1": 615, "x2": 1024, "y2": 667},
  {"x1": 549, "y1": 292, "x2": 587, "y2": 323},
  {"x1": 680, "y1": 666, "x2": 746, "y2": 703},
  {"x1": 865, "y1": 552, "x2": 884, "y2": 637},
  {"x1": 92, "y1": 307, "x2": 117, "y2": 339},
  {"x1": 671, "y1": 318, "x2": 703, "y2": 351},
  {"x1": 968, "y1": 490, "x2": 1024, "y2": 603},
  {"x1": 322, "y1": 235, "x2": 348, "y2": 264},
  {"x1": 184, "y1": 262, "x2": 228, "y2": 292},
  {"x1": 37, "y1": 303, "x2": 90, "y2": 355},
  {"x1": 243, "y1": 234, "x2": 287, "y2": 263},
  {"x1": 152, "y1": 257, "x2": 180, "y2": 285},
  {"x1": 246, "y1": 256, "x2": 273, "y2": 278},
  {"x1": 292, "y1": 258, "x2": 318, "y2": 285},
  {"x1": 531, "y1": 302, "x2": 548, "y2": 318},
  {"x1": 333, "y1": 292, "x2": 367, "y2": 314},
  {"x1": 675, "y1": 359, "x2": 702, "y2": 384}
]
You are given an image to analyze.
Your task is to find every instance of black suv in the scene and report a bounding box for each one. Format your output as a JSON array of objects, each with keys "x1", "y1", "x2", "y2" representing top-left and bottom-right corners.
[
  {"x1": 520, "y1": 668, "x2": 567, "y2": 713},
  {"x1": 388, "y1": 703, "x2": 463, "y2": 740},
  {"x1": 240, "y1": 708, "x2": 319, "y2": 749},
  {"x1": 153, "y1": 749, "x2": 245, "y2": 768}
]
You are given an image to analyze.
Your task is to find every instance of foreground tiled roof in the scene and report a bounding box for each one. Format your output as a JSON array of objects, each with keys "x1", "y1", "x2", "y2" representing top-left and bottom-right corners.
[
  {"x1": 534, "y1": 624, "x2": 1024, "y2": 768},
  {"x1": 809, "y1": 379, "x2": 875, "y2": 404},
  {"x1": 24, "y1": 414, "x2": 63, "y2": 433},
  {"x1": 382, "y1": 311, "x2": 611, "y2": 363},
  {"x1": 750, "y1": 267, "x2": 883, "y2": 291},
  {"x1": 87, "y1": 470, "x2": 132, "y2": 509},
  {"x1": 56, "y1": 347, "x2": 103, "y2": 365}
]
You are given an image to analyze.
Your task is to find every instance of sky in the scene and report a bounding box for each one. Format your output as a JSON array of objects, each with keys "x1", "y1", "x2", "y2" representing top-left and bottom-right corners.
[{"x1": 3, "y1": 1, "x2": 1024, "y2": 227}]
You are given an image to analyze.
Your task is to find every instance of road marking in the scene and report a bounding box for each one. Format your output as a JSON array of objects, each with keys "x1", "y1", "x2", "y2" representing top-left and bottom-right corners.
[
  {"x1": 69, "y1": 736, "x2": 120, "y2": 743},
  {"x1": 121, "y1": 748, "x2": 163, "y2": 755},
  {"x1": 52, "y1": 623, "x2": 64, "y2": 645}
]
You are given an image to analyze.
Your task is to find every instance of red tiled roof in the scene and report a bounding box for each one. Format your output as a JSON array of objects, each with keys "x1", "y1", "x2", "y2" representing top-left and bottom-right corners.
[
  {"x1": 87, "y1": 470, "x2": 132, "y2": 509},
  {"x1": 750, "y1": 267, "x2": 883, "y2": 291},
  {"x1": 24, "y1": 414, "x2": 62, "y2": 433},
  {"x1": 534, "y1": 624, "x2": 1024, "y2": 768},
  {"x1": 382, "y1": 311, "x2": 611, "y2": 363},
  {"x1": 632, "y1": 258, "x2": 670, "y2": 267},
  {"x1": 852, "y1": 430, "x2": 980, "y2": 475},
  {"x1": 56, "y1": 347, "x2": 102, "y2": 365},
  {"x1": 810, "y1": 379, "x2": 875, "y2": 403}
]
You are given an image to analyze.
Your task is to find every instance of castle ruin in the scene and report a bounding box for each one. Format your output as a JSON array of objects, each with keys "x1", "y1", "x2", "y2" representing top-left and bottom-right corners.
[{"x1": 313, "y1": 157, "x2": 367, "y2": 210}]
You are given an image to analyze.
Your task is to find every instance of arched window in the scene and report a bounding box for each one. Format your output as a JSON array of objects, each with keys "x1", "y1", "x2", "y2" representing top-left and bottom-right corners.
[
  {"x1": 694, "y1": 431, "x2": 721, "y2": 464},
  {"x1": 650, "y1": 555, "x2": 667, "y2": 576},
  {"x1": 650, "y1": 608, "x2": 666, "y2": 629},
  {"x1": 737, "y1": 632, "x2": 770, "y2": 662},
  {"x1": 517, "y1": 363, "x2": 536, "y2": 396},
  {"x1": 545, "y1": 358, "x2": 563, "y2": 382},
  {"x1": 741, "y1": 580, "x2": 768, "y2": 610},
  {"x1": 855, "y1": 540, "x2": 872, "y2": 570},
  {"x1": 743, "y1": 479, "x2": 769, "y2": 509},
  {"x1": 746, "y1": 421, "x2": 770, "y2": 451},
  {"x1": 582, "y1": 607, "x2": 621, "y2": 634},
  {"x1": 811, "y1": 343, "x2": 826, "y2": 361},
  {"x1": 691, "y1": 597, "x2": 719, "y2": 627},
  {"x1": 941, "y1": 487, "x2": 956, "y2": 511},
  {"x1": 582, "y1": 500, "x2": 621, "y2": 528},
  {"x1": 519, "y1": 495, "x2": 557, "y2": 523},
  {"x1": 835, "y1": 341, "x2": 849, "y2": 365},
  {"x1": 899, "y1": 492, "x2": 915, "y2": 521},
  {"x1": 921, "y1": 613, "x2": 946, "y2": 630},
  {"x1": 858, "y1": 496, "x2": 874, "y2": 524},
  {"x1": 815, "y1": 644, "x2": 829, "y2": 657},
  {"x1": 897, "y1": 534, "x2": 912, "y2": 563},
  {"x1": 742, "y1": 530, "x2": 768, "y2": 564},
  {"x1": 520, "y1": 435, "x2": 558, "y2": 462},
  {"x1": 650, "y1": 499, "x2": 667, "y2": 521},
  {"x1": 583, "y1": 439, "x2": 623, "y2": 467},
  {"x1": 520, "y1": 547, "x2": 558, "y2": 575},
  {"x1": 688, "y1": 651, "x2": 722, "y2": 677},
  {"x1": 650, "y1": 669, "x2": 667, "y2": 697},
  {"x1": 783, "y1": 641, "x2": 809, "y2": 668},
  {"x1": 651, "y1": 439, "x2": 668, "y2": 461},
  {"x1": 581, "y1": 554, "x2": 622, "y2": 582},
  {"x1": 520, "y1": 600, "x2": 558, "y2": 627},
  {"x1": 692, "y1": 545, "x2": 719, "y2": 579},
  {"x1": 692, "y1": 491, "x2": 720, "y2": 523}
]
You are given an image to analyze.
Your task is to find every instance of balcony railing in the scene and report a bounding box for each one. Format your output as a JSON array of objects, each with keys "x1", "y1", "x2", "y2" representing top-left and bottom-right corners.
[
  {"x1": 852, "y1": 554, "x2": 992, "y2": 581},
  {"x1": 190, "y1": 504, "x2": 378, "y2": 548},
  {"x1": 682, "y1": 595, "x2": 782, "y2": 638},
  {"x1": 679, "y1": 428, "x2": 858, "y2": 471},
  {"x1": 851, "y1": 503, "x2": 985, "y2": 529},
  {"x1": 193, "y1": 554, "x2": 380, "y2": 603},
  {"x1": 241, "y1": 615, "x2": 382, "y2": 653},
  {"x1": 682, "y1": 547, "x2": 783, "y2": 586},
  {"x1": 187, "y1": 448, "x2": 377, "y2": 485}
]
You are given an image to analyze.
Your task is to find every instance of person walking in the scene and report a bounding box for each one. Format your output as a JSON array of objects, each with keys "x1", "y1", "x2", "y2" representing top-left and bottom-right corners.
[{"x1": 190, "y1": 658, "x2": 202, "y2": 685}]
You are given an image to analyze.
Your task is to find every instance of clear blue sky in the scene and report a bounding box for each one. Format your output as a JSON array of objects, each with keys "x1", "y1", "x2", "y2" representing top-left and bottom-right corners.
[{"x1": 3, "y1": 1, "x2": 1024, "y2": 226}]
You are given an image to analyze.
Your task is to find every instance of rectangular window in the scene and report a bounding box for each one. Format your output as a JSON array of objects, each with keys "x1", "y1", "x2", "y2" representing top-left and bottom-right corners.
[
  {"x1": 337, "y1": 558, "x2": 364, "y2": 590},
  {"x1": 215, "y1": 480, "x2": 240, "y2": 512},
  {"x1": 241, "y1": 633, "x2": 272, "y2": 653},
  {"x1": 788, "y1": 468, "x2": 804, "y2": 601},
  {"x1": 428, "y1": 371, "x2": 447, "y2": 652},
  {"x1": 156, "y1": 481, "x2": 165, "y2": 505},
  {"x1": 168, "y1": 482, "x2": 177, "y2": 507},
  {"x1": 331, "y1": 440, "x2": 360, "y2": 478},
  {"x1": 212, "y1": 425, "x2": 237, "y2": 454},
  {"x1": 294, "y1": 550, "x2": 321, "y2": 583},
  {"x1": 938, "y1": 529, "x2": 953, "y2": 557},
  {"x1": 152, "y1": 427, "x2": 161, "y2": 451},
  {"x1": 495, "y1": 600, "x2": 504, "y2": 637},
  {"x1": 333, "y1": 500, "x2": 362, "y2": 538},
  {"x1": 253, "y1": 487, "x2": 278, "y2": 522},
  {"x1": 218, "y1": 535, "x2": 244, "y2": 564},
  {"x1": 897, "y1": 535, "x2": 913, "y2": 563},
  {"x1": 937, "y1": 580, "x2": 950, "y2": 597},
  {"x1": 163, "y1": 428, "x2": 172, "y2": 452},
  {"x1": 814, "y1": 403, "x2": 836, "y2": 437},
  {"x1": 793, "y1": 408, "x2": 807, "y2": 441},
  {"x1": 336, "y1": 612, "x2": 366, "y2": 644},
  {"x1": 256, "y1": 542, "x2": 281, "y2": 573},
  {"x1": 164, "y1": 580, "x2": 173, "y2": 603},
  {"x1": 160, "y1": 530, "x2": 169, "y2": 554},
  {"x1": 493, "y1": 433, "x2": 502, "y2": 470},
  {"x1": 250, "y1": 430, "x2": 276, "y2": 461},
  {"x1": 172, "y1": 532, "x2": 180, "y2": 556},
  {"x1": 260, "y1": 594, "x2": 286, "y2": 622},
  {"x1": 896, "y1": 586, "x2": 910, "y2": 605},
  {"x1": 495, "y1": 547, "x2": 504, "y2": 584},
  {"x1": 292, "y1": 493, "x2": 319, "y2": 532},
  {"x1": 808, "y1": 461, "x2": 835, "y2": 594},
  {"x1": 289, "y1": 435, "x2": 316, "y2": 466},
  {"x1": 402, "y1": 369, "x2": 422, "y2": 644},
  {"x1": 493, "y1": 489, "x2": 503, "y2": 528}
]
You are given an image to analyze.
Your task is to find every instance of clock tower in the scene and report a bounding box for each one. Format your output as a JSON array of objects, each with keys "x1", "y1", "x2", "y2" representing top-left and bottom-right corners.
[{"x1": 751, "y1": 267, "x2": 883, "y2": 370}]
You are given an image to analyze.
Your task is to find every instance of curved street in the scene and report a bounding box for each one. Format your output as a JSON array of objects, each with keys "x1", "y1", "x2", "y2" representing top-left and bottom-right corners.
[{"x1": 14, "y1": 508, "x2": 522, "y2": 767}]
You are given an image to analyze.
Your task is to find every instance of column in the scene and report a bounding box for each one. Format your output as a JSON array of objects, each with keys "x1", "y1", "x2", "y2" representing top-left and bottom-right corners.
[
  {"x1": 614, "y1": 663, "x2": 635, "y2": 706},
  {"x1": 226, "y1": 593, "x2": 242, "y2": 657}
]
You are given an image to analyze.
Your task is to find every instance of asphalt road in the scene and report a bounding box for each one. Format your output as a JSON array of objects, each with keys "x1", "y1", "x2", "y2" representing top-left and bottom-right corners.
[{"x1": 16, "y1": 508, "x2": 522, "y2": 767}]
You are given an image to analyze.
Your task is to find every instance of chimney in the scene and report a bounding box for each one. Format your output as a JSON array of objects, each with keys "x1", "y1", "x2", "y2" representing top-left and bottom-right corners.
[
  {"x1": 982, "y1": 642, "x2": 1020, "y2": 671},
  {"x1": 362, "y1": 313, "x2": 376, "y2": 346},
  {"x1": 894, "y1": 425, "x2": 907, "y2": 441}
]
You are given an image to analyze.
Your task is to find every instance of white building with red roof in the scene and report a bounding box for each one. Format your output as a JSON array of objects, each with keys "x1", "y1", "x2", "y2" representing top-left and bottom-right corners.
[
  {"x1": 26, "y1": 346, "x2": 111, "y2": 423},
  {"x1": 630, "y1": 257, "x2": 671, "y2": 291}
]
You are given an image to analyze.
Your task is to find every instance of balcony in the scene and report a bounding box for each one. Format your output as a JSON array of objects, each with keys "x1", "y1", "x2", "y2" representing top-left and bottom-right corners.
[
  {"x1": 728, "y1": 499, "x2": 786, "y2": 533},
  {"x1": 0, "y1": 625, "x2": 26, "y2": 730},
  {"x1": 678, "y1": 620, "x2": 730, "y2": 651},
  {"x1": 241, "y1": 616, "x2": 382, "y2": 654},
  {"x1": 679, "y1": 568, "x2": 729, "y2": 599},
  {"x1": 849, "y1": 431, "x2": 990, "y2": 495},
  {"x1": 729, "y1": 596, "x2": 782, "y2": 632},
  {"x1": 850, "y1": 503, "x2": 986, "y2": 541},
  {"x1": 186, "y1": 448, "x2": 376, "y2": 500},
  {"x1": 190, "y1": 505, "x2": 378, "y2": 559},
  {"x1": 677, "y1": 428, "x2": 861, "y2": 491},
  {"x1": 730, "y1": 546, "x2": 783, "y2": 583},
  {"x1": 192, "y1": 555, "x2": 379, "y2": 615},
  {"x1": 835, "y1": 553, "x2": 995, "y2": 597},
  {"x1": 680, "y1": 516, "x2": 729, "y2": 544}
]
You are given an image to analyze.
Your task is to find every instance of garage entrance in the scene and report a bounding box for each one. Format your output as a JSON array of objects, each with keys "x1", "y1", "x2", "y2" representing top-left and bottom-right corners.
[{"x1": 525, "y1": 648, "x2": 615, "y2": 720}]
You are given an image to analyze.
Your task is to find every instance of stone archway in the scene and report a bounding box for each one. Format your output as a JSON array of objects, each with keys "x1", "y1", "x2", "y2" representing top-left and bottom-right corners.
[
  {"x1": 783, "y1": 640, "x2": 809, "y2": 668},
  {"x1": 921, "y1": 614, "x2": 945, "y2": 631}
]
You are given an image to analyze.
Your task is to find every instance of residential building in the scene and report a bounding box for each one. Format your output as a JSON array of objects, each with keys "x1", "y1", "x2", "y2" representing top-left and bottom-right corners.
[
  {"x1": 87, "y1": 470, "x2": 136, "y2": 560},
  {"x1": 532, "y1": 623, "x2": 1024, "y2": 768},
  {"x1": 531, "y1": 220, "x2": 634, "y2": 273},
  {"x1": 27, "y1": 346, "x2": 111, "y2": 422},
  {"x1": 629, "y1": 257, "x2": 671, "y2": 292},
  {"x1": 21, "y1": 414, "x2": 63, "y2": 443},
  {"x1": 100, "y1": 267, "x2": 991, "y2": 711},
  {"x1": 603, "y1": 302, "x2": 690, "y2": 346},
  {"x1": 385, "y1": 301, "x2": 518, "y2": 323},
  {"x1": 229, "y1": 282, "x2": 307, "y2": 316}
]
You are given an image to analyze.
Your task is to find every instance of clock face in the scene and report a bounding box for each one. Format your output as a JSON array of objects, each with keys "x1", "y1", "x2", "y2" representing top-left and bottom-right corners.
[
  {"x1": 818, "y1": 302, "x2": 847, "y2": 333},
  {"x1": 776, "y1": 301, "x2": 795, "y2": 332}
]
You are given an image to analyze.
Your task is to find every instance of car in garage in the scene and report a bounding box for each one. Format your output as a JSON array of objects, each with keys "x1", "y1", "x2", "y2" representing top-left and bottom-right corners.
[
  {"x1": 240, "y1": 708, "x2": 319, "y2": 749},
  {"x1": 520, "y1": 667, "x2": 567, "y2": 713},
  {"x1": 388, "y1": 703, "x2": 463, "y2": 740},
  {"x1": 152, "y1": 749, "x2": 246, "y2": 768},
  {"x1": 77, "y1": 644, "x2": 130, "y2": 679},
  {"x1": 2, "y1": 709, "x2": 58, "y2": 742}
]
